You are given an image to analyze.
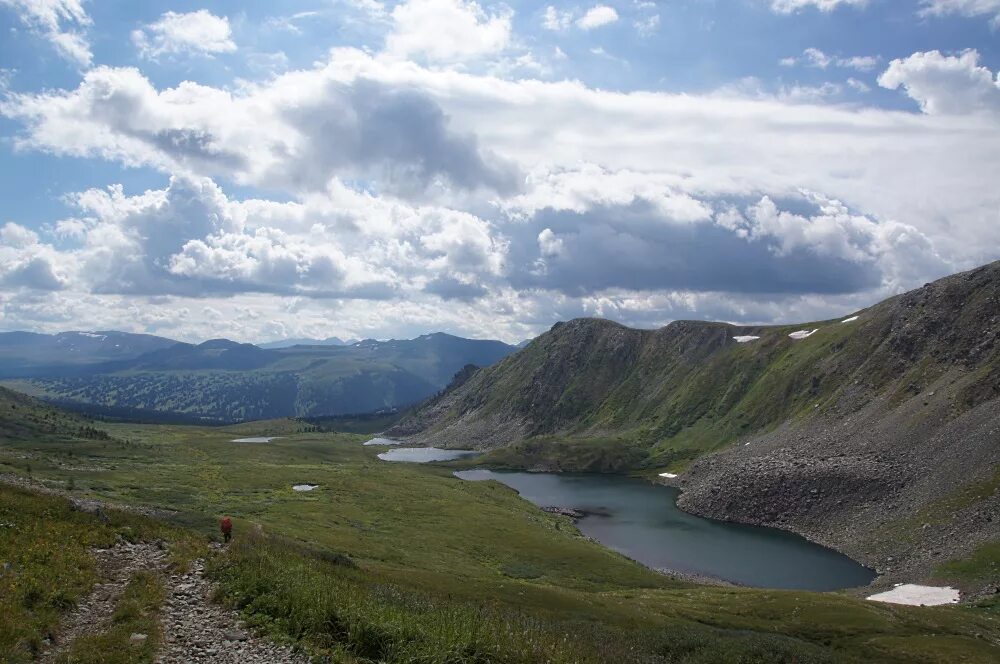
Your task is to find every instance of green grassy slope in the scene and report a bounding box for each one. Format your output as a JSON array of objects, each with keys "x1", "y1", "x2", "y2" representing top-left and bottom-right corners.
[
  {"x1": 394, "y1": 260, "x2": 1000, "y2": 471},
  {"x1": 0, "y1": 386, "x2": 114, "y2": 443},
  {"x1": 2, "y1": 424, "x2": 999, "y2": 662}
]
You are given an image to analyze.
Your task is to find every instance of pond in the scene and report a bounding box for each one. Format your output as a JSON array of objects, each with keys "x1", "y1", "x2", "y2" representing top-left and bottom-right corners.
[
  {"x1": 454, "y1": 469, "x2": 876, "y2": 591},
  {"x1": 377, "y1": 447, "x2": 481, "y2": 462}
]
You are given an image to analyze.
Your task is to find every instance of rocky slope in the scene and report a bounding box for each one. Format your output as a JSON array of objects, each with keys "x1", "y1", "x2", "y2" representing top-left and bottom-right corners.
[{"x1": 391, "y1": 261, "x2": 1000, "y2": 581}]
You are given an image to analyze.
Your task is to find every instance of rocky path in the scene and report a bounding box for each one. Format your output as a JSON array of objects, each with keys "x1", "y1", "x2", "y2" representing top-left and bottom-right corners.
[
  {"x1": 156, "y1": 548, "x2": 308, "y2": 664},
  {"x1": 37, "y1": 539, "x2": 309, "y2": 663},
  {"x1": 3, "y1": 472, "x2": 312, "y2": 664},
  {"x1": 40, "y1": 542, "x2": 167, "y2": 663}
]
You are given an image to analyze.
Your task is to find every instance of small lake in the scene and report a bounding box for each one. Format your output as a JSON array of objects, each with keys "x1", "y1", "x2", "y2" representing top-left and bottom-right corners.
[
  {"x1": 378, "y1": 447, "x2": 481, "y2": 462},
  {"x1": 230, "y1": 436, "x2": 281, "y2": 443},
  {"x1": 454, "y1": 469, "x2": 876, "y2": 591}
]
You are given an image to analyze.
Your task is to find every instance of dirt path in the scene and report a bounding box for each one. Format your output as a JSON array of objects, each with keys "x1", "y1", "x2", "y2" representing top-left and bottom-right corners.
[
  {"x1": 3, "y1": 476, "x2": 310, "y2": 664},
  {"x1": 40, "y1": 542, "x2": 167, "y2": 663},
  {"x1": 156, "y1": 547, "x2": 308, "y2": 663},
  {"x1": 37, "y1": 539, "x2": 309, "y2": 663}
]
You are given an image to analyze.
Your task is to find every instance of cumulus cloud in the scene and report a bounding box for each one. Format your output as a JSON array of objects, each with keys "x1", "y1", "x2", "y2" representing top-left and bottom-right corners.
[
  {"x1": 878, "y1": 49, "x2": 1000, "y2": 114},
  {"x1": 919, "y1": 0, "x2": 1000, "y2": 26},
  {"x1": 132, "y1": 10, "x2": 237, "y2": 59},
  {"x1": 506, "y1": 190, "x2": 945, "y2": 298},
  {"x1": 576, "y1": 5, "x2": 619, "y2": 29},
  {"x1": 0, "y1": 222, "x2": 67, "y2": 290},
  {"x1": 0, "y1": 0, "x2": 92, "y2": 66},
  {"x1": 25, "y1": 172, "x2": 512, "y2": 301},
  {"x1": 1, "y1": 48, "x2": 999, "y2": 340},
  {"x1": 385, "y1": 0, "x2": 512, "y2": 62},
  {"x1": 0, "y1": 61, "x2": 521, "y2": 196}
]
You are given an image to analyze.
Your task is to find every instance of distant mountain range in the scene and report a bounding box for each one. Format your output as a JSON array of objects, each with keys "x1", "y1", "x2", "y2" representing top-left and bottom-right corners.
[
  {"x1": 257, "y1": 336, "x2": 360, "y2": 349},
  {"x1": 0, "y1": 331, "x2": 518, "y2": 423}
]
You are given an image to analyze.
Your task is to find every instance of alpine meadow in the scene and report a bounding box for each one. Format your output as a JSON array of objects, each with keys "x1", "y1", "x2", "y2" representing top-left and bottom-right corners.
[{"x1": 0, "y1": 1, "x2": 998, "y2": 663}]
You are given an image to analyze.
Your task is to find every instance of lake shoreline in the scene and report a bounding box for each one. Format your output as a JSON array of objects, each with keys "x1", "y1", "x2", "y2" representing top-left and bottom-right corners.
[{"x1": 450, "y1": 467, "x2": 876, "y2": 591}]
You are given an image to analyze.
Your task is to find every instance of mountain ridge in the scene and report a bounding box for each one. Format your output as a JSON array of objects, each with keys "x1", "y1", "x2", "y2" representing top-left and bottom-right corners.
[{"x1": 390, "y1": 260, "x2": 1000, "y2": 583}]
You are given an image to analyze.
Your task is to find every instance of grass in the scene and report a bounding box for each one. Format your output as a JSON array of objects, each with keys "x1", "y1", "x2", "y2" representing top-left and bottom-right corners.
[
  {"x1": 3, "y1": 422, "x2": 1000, "y2": 662},
  {"x1": 56, "y1": 570, "x2": 165, "y2": 664},
  {"x1": 0, "y1": 485, "x2": 204, "y2": 663}
]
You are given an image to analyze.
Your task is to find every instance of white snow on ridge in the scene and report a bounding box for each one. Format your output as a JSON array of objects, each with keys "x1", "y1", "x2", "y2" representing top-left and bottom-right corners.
[
  {"x1": 841, "y1": 316, "x2": 860, "y2": 323},
  {"x1": 867, "y1": 584, "x2": 959, "y2": 606},
  {"x1": 733, "y1": 336, "x2": 761, "y2": 343},
  {"x1": 658, "y1": 472, "x2": 678, "y2": 479},
  {"x1": 76, "y1": 332, "x2": 107, "y2": 340},
  {"x1": 789, "y1": 329, "x2": 819, "y2": 340}
]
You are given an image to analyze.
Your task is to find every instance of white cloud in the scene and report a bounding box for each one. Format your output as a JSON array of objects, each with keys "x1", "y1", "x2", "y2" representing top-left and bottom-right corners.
[
  {"x1": 770, "y1": 0, "x2": 868, "y2": 12},
  {"x1": 634, "y1": 13, "x2": 660, "y2": 35},
  {"x1": 0, "y1": 0, "x2": 92, "y2": 66},
  {"x1": 537, "y1": 228, "x2": 565, "y2": 257},
  {"x1": 0, "y1": 62, "x2": 520, "y2": 196},
  {"x1": 839, "y1": 55, "x2": 880, "y2": 71},
  {"x1": 576, "y1": 5, "x2": 619, "y2": 30},
  {"x1": 542, "y1": 5, "x2": 573, "y2": 30},
  {"x1": 803, "y1": 47, "x2": 833, "y2": 68},
  {"x1": 919, "y1": 0, "x2": 1000, "y2": 26},
  {"x1": 847, "y1": 77, "x2": 871, "y2": 93},
  {"x1": 0, "y1": 222, "x2": 67, "y2": 290},
  {"x1": 132, "y1": 10, "x2": 237, "y2": 59},
  {"x1": 2, "y1": 48, "x2": 999, "y2": 340},
  {"x1": 878, "y1": 49, "x2": 1000, "y2": 115},
  {"x1": 385, "y1": 0, "x2": 512, "y2": 62},
  {"x1": 782, "y1": 48, "x2": 880, "y2": 71}
]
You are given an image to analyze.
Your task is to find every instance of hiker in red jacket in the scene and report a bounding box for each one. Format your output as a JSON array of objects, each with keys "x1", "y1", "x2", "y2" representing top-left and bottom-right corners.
[{"x1": 220, "y1": 516, "x2": 233, "y2": 543}]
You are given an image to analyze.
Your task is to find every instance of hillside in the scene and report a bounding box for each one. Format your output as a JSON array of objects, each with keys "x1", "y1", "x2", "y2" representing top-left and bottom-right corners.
[
  {"x1": 3, "y1": 333, "x2": 517, "y2": 422},
  {"x1": 0, "y1": 385, "x2": 113, "y2": 443},
  {"x1": 391, "y1": 261, "x2": 1000, "y2": 583}
]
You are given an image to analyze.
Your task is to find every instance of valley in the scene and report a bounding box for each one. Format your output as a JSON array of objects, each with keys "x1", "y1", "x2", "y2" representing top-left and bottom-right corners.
[
  {"x1": 2, "y1": 415, "x2": 998, "y2": 663},
  {"x1": 1, "y1": 263, "x2": 998, "y2": 662},
  {"x1": 0, "y1": 333, "x2": 516, "y2": 423}
]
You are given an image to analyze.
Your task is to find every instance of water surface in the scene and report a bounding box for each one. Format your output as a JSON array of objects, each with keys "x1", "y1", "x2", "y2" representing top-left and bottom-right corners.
[
  {"x1": 230, "y1": 436, "x2": 281, "y2": 443},
  {"x1": 378, "y1": 447, "x2": 481, "y2": 462},
  {"x1": 455, "y1": 469, "x2": 875, "y2": 591}
]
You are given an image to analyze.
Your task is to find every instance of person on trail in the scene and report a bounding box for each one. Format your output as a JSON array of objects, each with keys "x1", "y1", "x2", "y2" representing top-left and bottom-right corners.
[{"x1": 220, "y1": 516, "x2": 233, "y2": 543}]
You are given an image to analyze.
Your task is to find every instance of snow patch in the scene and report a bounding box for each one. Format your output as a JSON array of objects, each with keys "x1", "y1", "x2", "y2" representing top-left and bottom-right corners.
[
  {"x1": 658, "y1": 472, "x2": 678, "y2": 479},
  {"x1": 76, "y1": 332, "x2": 107, "y2": 340},
  {"x1": 733, "y1": 336, "x2": 761, "y2": 343},
  {"x1": 292, "y1": 484, "x2": 318, "y2": 492},
  {"x1": 789, "y1": 329, "x2": 819, "y2": 340},
  {"x1": 867, "y1": 584, "x2": 960, "y2": 606},
  {"x1": 841, "y1": 316, "x2": 860, "y2": 323},
  {"x1": 363, "y1": 437, "x2": 402, "y2": 446},
  {"x1": 231, "y1": 437, "x2": 280, "y2": 443}
]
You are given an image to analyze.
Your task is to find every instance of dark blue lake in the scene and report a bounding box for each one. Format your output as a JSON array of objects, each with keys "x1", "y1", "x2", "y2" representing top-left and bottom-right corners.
[{"x1": 454, "y1": 469, "x2": 876, "y2": 591}]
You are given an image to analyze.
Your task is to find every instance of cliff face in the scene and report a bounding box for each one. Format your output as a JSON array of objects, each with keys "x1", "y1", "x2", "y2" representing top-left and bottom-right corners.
[{"x1": 390, "y1": 261, "x2": 1000, "y2": 583}]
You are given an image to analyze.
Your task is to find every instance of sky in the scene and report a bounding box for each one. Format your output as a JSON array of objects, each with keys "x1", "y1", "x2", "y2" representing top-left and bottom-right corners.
[{"x1": 0, "y1": 0, "x2": 998, "y2": 344}]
